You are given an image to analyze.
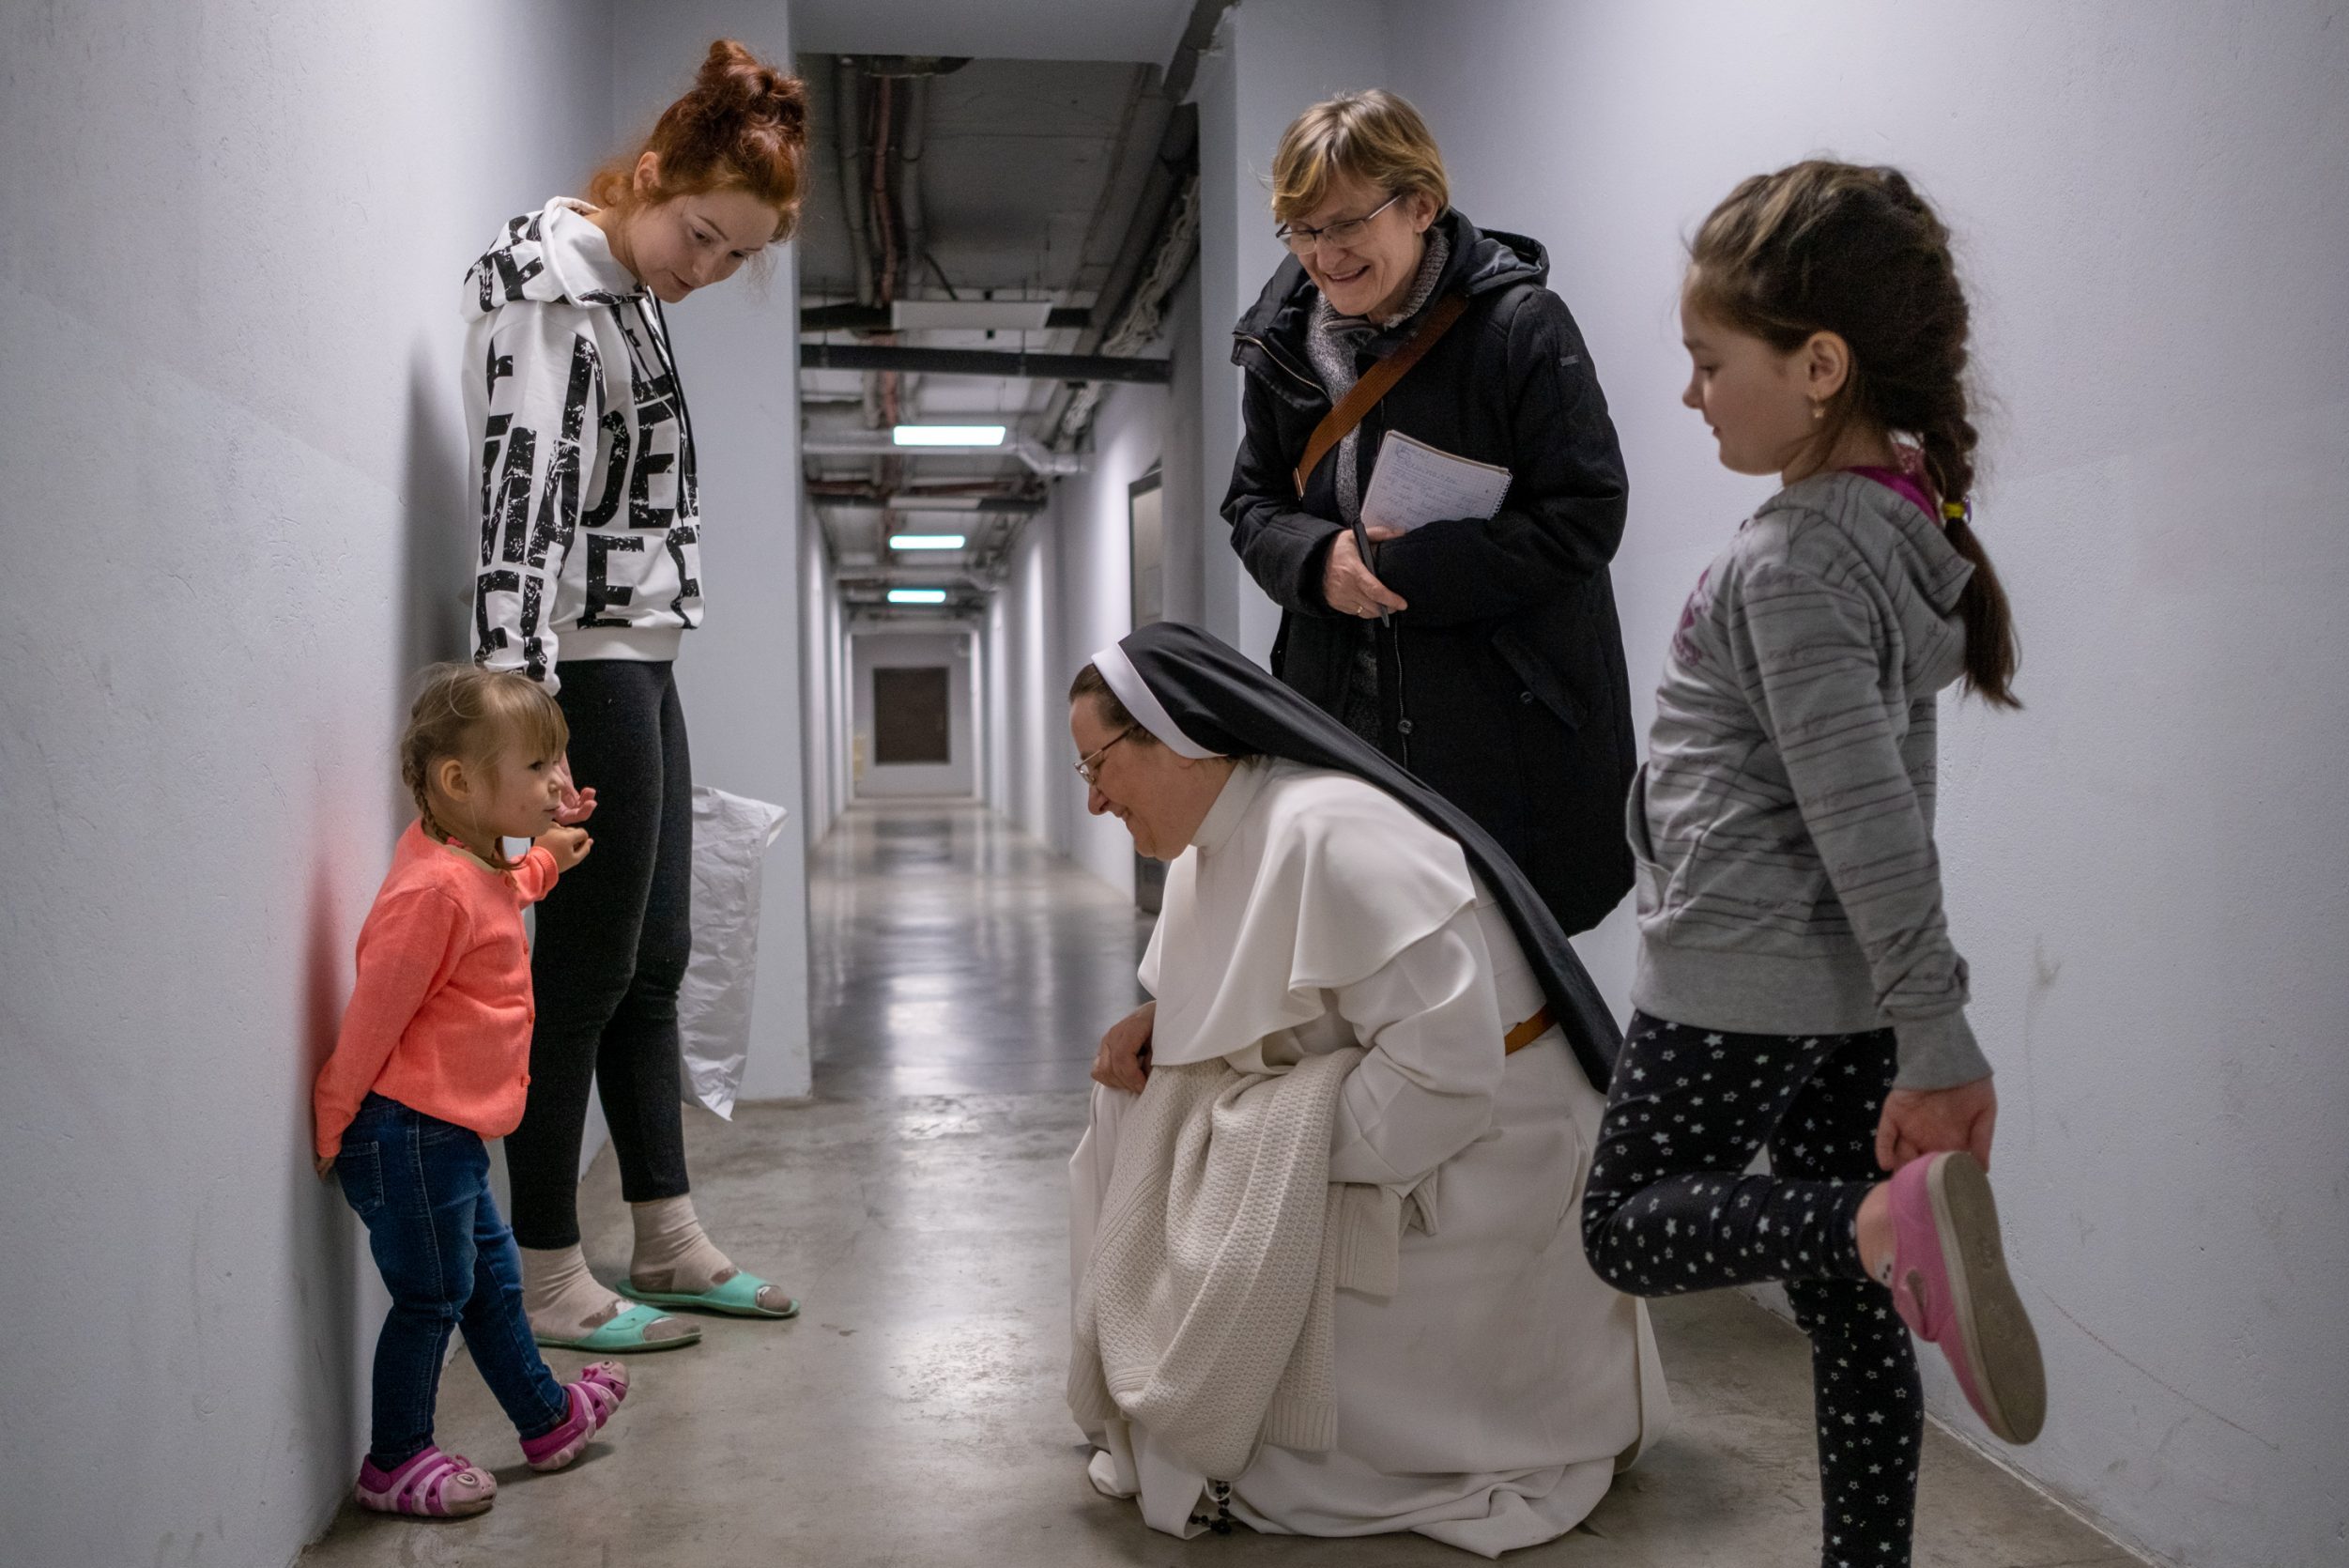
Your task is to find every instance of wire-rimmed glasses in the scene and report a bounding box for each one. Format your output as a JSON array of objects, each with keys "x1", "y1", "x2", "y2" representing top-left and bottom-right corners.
[
  {"x1": 1074, "y1": 724, "x2": 1142, "y2": 786},
  {"x1": 1274, "y1": 192, "x2": 1403, "y2": 255}
]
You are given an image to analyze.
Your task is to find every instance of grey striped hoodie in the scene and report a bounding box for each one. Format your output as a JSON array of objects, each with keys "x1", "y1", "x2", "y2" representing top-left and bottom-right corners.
[{"x1": 1629, "y1": 469, "x2": 1990, "y2": 1089}]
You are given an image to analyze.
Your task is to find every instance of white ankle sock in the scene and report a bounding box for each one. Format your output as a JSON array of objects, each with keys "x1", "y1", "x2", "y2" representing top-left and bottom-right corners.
[
  {"x1": 517, "y1": 1243, "x2": 698, "y2": 1345},
  {"x1": 520, "y1": 1244, "x2": 628, "y2": 1340},
  {"x1": 630, "y1": 1196, "x2": 793, "y2": 1312}
]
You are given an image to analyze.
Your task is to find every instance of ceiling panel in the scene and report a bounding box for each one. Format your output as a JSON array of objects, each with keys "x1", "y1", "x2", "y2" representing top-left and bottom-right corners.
[
  {"x1": 798, "y1": 39, "x2": 1182, "y2": 587},
  {"x1": 790, "y1": 0, "x2": 1192, "y2": 65},
  {"x1": 795, "y1": 56, "x2": 1152, "y2": 302}
]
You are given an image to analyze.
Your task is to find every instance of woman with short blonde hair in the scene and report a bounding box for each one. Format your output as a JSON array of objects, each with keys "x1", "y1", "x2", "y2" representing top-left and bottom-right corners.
[{"x1": 1224, "y1": 90, "x2": 1638, "y2": 939}]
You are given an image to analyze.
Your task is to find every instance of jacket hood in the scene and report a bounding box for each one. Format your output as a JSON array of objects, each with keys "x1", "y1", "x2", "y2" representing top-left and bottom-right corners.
[
  {"x1": 1231, "y1": 208, "x2": 1547, "y2": 359},
  {"x1": 1773, "y1": 470, "x2": 1977, "y2": 620},
  {"x1": 464, "y1": 198, "x2": 643, "y2": 320}
]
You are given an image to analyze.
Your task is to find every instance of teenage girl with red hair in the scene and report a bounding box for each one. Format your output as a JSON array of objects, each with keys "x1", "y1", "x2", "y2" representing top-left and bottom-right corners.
[{"x1": 463, "y1": 38, "x2": 808, "y2": 1352}]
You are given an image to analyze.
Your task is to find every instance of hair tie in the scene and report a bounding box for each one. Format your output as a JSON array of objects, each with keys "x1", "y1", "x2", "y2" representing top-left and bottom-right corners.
[{"x1": 1942, "y1": 500, "x2": 1970, "y2": 526}]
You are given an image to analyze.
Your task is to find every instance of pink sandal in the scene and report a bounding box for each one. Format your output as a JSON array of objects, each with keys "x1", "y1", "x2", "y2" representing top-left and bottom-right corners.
[
  {"x1": 520, "y1": 1360, "x2": 630, "y2": 1472},
  {"x1": 353, "y1": 1446, "x2": 496, "y2": 1517},
  {"x1": 1885, "y1": 1151, "x2": 2048, "y2": 1444}
]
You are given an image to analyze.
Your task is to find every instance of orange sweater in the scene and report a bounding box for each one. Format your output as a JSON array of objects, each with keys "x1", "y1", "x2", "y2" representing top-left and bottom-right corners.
[{"x1": 313, "y1": 822, "x2": 560, "y2": 1158}]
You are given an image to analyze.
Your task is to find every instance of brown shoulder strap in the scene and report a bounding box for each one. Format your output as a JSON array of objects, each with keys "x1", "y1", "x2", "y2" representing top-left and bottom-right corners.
[{"x1": 1292, "y1": 292, "x2": 1470, "y2": 500}]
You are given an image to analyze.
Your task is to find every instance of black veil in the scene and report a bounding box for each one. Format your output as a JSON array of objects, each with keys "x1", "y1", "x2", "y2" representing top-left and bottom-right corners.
[{"x1": 1095, "y1": 622, "x2": 1620, "y2": 1087}]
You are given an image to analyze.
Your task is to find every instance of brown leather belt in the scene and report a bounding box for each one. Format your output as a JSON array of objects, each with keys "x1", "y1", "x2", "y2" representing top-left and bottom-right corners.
[{"x1": 1503, "y1": 1006, "x2": 1556, "y2": 1054}]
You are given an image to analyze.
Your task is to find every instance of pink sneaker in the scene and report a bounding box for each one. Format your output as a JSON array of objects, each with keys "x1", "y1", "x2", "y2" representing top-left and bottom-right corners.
[
  {"x1": 1885, "y1": 1151, "x2": 2047, "y2": 1444},
  {"x1": 519, "y1": 1360, "x2": 630, "y2": 1472},
  {"x1": 353, "y1": 1446, "x2": 496, "y2": 1517}
]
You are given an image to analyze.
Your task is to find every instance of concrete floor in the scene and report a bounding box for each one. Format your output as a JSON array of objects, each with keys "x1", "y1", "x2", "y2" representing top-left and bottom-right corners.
[{"x1": 301, "y1": 802, "x2": 2138, "y2": 1567}]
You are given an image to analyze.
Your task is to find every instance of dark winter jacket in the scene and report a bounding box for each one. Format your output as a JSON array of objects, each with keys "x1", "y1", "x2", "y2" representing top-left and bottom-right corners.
[{"x1": 1222, "y1": 209, "x2": 1635, "y2": 935}]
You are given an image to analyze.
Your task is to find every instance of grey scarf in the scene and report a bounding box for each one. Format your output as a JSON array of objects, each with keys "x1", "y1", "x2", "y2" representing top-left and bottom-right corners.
[
  {"x1": 1300, "y1": 227, "x2": 1451, "y2": 746},
  {"x1": 1301, "y1": 226, "x2": 1452, "y2": 528}
]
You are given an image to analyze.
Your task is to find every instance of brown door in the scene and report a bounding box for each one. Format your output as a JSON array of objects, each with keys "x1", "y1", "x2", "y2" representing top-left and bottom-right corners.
[{"x1": 872, "y1": 666, "x2": 952, "y2": 764}]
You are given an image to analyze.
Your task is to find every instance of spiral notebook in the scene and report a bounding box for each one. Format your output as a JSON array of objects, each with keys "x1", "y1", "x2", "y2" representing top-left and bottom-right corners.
[{"x1": 1360, "y1": 431, "x2": 1513, "y2": 531}]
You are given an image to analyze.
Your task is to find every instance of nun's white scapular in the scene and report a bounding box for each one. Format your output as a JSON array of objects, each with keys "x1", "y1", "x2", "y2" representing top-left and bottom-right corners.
[{"x1": 1069, "y1": 631, "x2": 1668, "y2": 1556}]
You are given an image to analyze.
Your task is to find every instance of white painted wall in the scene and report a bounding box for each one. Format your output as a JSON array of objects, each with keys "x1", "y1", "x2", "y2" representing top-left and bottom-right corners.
[
  {"x1": 1052, "y1": 381, "x2": 1178, "y2": 897},
  {"x1": 1189, "y1": 0, "x2": 1390, "y2": 665},
  {"x1": 0, "y1": 2, "x2": 617, "y2": 1561},
  {"x1": 1159, "y1": 264, "x2": 1211, "y2": 626},
  {"x1": 799, "y1": 490, "x2": 850, "y2": 847},
  {"x1": 982, "y1": 589, "x2": 1013, "y2": 811},
  {"x1": 852, "y1": 629, "x2": 979, "y2": 798},
  {"x1": 615, "y1": 0, "x2": 812, "y2": 1103},
  {"x1": 985, "y1": 511, "x2": 1065, "y2": 847},
  {"x1": 1378, "y1": 4, "x2": 2349, "y2": 1564},
  {"x1": 975, "y1": 375, "x2": 1184, "y2": 902}
]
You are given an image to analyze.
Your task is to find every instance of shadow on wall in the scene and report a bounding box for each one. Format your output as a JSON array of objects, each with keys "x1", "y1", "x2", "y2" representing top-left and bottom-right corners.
[
  {"x1": 399, "y1": 340, "x2": 474, "y2": 708},
  {"x1": 291, "y1": 338, "x2": 478, "y2": 1495},
  {"x1": 294, "y1": 853, "x2": 362, "y2": 1483}
]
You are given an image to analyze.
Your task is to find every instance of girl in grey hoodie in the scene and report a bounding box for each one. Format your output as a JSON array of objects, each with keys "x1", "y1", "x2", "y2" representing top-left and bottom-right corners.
[{"x1": 1580, "y1": 162, "x2": 2043, "y2": 1568}]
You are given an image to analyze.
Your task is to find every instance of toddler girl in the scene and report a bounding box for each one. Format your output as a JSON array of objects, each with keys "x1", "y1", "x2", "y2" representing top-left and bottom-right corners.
[
  {"x1": 1583, "y1": 161, "x2": 2045, "y2": 1568},
  {"x1": 313, "y1": 666, "x2": 627, "y2": 1516}
]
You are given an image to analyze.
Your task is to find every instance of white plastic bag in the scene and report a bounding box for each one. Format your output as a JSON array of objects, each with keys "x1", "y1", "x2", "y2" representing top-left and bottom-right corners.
[{"x1": 678, "y1": 786, "x2": 790, "y2": 1118}]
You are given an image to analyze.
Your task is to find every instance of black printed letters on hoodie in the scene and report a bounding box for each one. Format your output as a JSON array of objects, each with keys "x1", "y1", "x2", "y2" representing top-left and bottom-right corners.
[{"x1": 463, "y1": 199, "x2": 701, "y2": 691}]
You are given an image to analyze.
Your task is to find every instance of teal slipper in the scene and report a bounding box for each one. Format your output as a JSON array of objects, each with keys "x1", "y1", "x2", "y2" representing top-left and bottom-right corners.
[
  {"x1": 532, "y1": 1301, "x2": 701, "y2": 1353},
  {"x1": 617, "y1": 1270, "x2": 801, "y2": 1320}
]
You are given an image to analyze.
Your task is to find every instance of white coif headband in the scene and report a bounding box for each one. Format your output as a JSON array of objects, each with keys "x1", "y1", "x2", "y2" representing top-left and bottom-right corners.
[{"x1": 1088, "y1": 641, "x2": 1222, "y2": 760}]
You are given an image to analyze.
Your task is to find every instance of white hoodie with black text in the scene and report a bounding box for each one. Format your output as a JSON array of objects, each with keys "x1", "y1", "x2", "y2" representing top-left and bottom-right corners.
[{"x1": 463, "y1": 198, "x2": 700, "y2": 691}]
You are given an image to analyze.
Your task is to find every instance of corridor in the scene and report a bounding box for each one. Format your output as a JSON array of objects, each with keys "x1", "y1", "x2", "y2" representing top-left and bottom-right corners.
[
  {"x1": 299, "y1": 806, "x2": 2133, "y2": 1568},
  {"x1": 7, "y1": 3, "x2": 2340, "y2": 1563}
]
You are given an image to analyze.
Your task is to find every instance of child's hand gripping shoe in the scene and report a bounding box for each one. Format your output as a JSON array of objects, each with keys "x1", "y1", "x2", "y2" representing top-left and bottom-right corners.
[
  {"x1": 520, "y1": 1360, "x2": 631, "y2": 1472},
  {"x1": 1885, "y1": 1151, "x2": 2047, "y2": 1444}
]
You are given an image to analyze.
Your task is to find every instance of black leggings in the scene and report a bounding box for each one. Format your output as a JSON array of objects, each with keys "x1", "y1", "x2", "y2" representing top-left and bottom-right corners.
[
  {"x1": 1583, "y1": 1013, "x2": 1923, "y2": 1568},
  {"x1": 506, "y1": 659, "x2": 694, "y2": 1251}
]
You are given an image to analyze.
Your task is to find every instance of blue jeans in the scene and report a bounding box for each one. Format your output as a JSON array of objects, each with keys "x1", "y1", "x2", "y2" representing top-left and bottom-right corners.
[{"x1": 336, "y1": 1093, "x2": 568, "y2": 1468}]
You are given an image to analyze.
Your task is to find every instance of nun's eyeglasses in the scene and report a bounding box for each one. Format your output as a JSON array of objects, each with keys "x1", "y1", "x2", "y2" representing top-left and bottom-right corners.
[{"x1": 1075, "y1": 724, "x2": 1142, "y2": 786}]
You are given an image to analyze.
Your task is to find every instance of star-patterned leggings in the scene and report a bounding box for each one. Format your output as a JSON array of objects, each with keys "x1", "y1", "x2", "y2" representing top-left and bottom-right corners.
[{"x1": 1582, "y1": 1013, "x2": 1924, "y2": 1568}]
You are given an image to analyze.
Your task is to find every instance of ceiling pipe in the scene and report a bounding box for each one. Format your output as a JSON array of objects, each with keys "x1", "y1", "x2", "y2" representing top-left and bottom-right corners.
[
  {"x1": 806, "y1": 485, "x2": 1044, "y2": 513},
  {"x1": 1031, "y1": 5, "x2": 1226, "y2": 447},
  {"x1": 1054, "y1": 173, "x2": 1199, "y2": 447},
  {"x1": 807, "y1": 476, "x2": 1036, "y2": 497},
  {"x1": 852, "y1": 55, "x2": 973, "y2": 79},
  {"x1": 835, "y1": 54, "x2": 886, "y2": 484},
  {"x1": 834, "y1": 58, "x2": 873, "y2": 310},
  {"x1": 1162, "y1": 0, "x2": 1242, "y2": 102},
  {"x1": 800, "y1": 343, "x2": 1171, "y2": 383},
  {"x1": 1043, "y1": 99, "x2": 1200, "y2": 448},
  {"x1": 868, "y1": 73, "x2": 898, "y2": 305},
  {"x1": 867, "y1": 72, "x2": 904, "y2": 432},
  {"x1": 801, "y1": 302, "x2": 1092, "y2": 333},
  {"x1": 900, "y1": 76, "x2": 930, "y2": 300}
]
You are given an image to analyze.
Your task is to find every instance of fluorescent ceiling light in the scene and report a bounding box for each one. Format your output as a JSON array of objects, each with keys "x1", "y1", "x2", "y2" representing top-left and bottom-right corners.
[
  {"x1": 892, "y1": 424, "x2": 1006, "y2": 447},
  {"x1": 887, "y1": 589, "x2": 948, "y2": 605},
  {"x1": 889, "y1": 533, "x2": 966, "y2": 551},
  {"x1": 891, "y1": 300, "x2": 1052, "y2": 331},
  {"x1": 891, "y1": 495, "x2": 984, "y2": 511}
]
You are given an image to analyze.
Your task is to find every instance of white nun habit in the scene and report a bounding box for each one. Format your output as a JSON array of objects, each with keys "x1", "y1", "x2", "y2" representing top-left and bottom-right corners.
[{"x1": 1068, "y1": 636, "x2": 1668, "y2": 1558}]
